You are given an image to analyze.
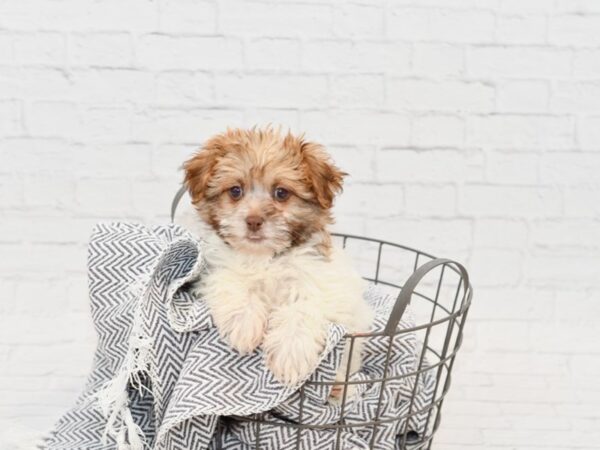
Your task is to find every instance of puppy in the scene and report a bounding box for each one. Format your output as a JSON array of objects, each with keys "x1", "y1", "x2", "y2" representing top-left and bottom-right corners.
[{"x1": 181, "y1": 127, "x2": 374, "y2": 389}]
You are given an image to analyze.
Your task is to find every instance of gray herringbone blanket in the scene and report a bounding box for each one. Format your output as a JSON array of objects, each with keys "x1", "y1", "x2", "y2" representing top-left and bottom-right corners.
[{"x1": 42, "y1": 222, "x2": 434, "y2": 450}]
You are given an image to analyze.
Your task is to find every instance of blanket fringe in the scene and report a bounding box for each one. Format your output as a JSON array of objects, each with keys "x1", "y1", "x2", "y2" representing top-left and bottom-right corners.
[{"x1": 93, "y1": 317, "x2": 152, "y2": 450}]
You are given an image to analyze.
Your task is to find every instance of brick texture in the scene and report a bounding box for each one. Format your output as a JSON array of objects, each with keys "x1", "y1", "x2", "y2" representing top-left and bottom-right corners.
[{"x1": 1, "y1": 0, "x2": 599, "y2": 449}]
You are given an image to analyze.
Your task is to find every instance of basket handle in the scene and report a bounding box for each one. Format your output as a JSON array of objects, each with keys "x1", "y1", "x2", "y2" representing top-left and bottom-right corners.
[
  {"x1": 383, "y1": 258, "x2": 470, "y2": 336},
  {"x1": 171, "y1": 184, "x2": 187, "y2": 223}
]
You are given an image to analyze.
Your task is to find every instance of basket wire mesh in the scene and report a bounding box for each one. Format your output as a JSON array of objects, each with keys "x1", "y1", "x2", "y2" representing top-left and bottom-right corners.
[{"x1": 214, "y1": 233, "x2": 473, "y2": 450}]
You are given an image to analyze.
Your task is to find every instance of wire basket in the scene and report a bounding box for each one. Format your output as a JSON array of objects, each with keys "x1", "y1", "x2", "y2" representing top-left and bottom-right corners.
[{"x1": 214, "y1": 233, "x2": 473, "y2": 450}]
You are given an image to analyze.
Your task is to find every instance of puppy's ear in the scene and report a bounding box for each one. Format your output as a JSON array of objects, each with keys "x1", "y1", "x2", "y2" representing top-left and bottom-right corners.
[
  {"x1": 183, "y1": 135, "x2": 227, "y2": 204},
  {"x1": 300, "y1": 141, "x2": 347, "y2": 209}
]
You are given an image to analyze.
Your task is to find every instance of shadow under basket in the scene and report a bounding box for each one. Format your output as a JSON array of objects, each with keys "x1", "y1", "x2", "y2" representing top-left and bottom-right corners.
[{"x1": 213, "y1": 233, "x2": 473, "y2": 450}]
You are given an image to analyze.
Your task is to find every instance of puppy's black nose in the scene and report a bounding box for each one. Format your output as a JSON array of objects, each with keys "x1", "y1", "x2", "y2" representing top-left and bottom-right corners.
[{"x1": 246, "y1": 215, "x2": 264, "y2": 232}]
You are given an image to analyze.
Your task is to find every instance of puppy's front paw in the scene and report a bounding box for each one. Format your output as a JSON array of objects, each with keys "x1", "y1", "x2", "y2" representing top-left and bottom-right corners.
[
  {"x1": 263, "y1": 305, "x2": 328, "y2": 385},
  {"x1": 264, "y1": 333, "x2": 325, "y2": 385},
  {"x1": 210, "y1": 294, "x2": 268, "y2": 355}
]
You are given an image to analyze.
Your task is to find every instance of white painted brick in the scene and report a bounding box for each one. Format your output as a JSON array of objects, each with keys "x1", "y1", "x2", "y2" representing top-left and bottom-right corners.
[
  {"x1": 26, "y1": 101, "x2": 80, "y2": 138},
  {"x1": 215, "y1": 74, "x2": 329, "y2": 108},
  {"x1": 500, "y1": 0, "x2": 554, "y2": 14},
  {"x1": 578, "y1": 116, "x2": 600, "y2": 151},
  {"x1": 549, "y1": 14, "x2": 600, "y2": 46},
  {"x1": 331, "y1": 75, "x2": 384, "y2": 108},
  {"x1": 13, "y1": 279, "x2": 70, "y2": 314},
  {"x1": 388, "y1": 79, "x2": 494, "y2": 112},
  {"x1": 477, "y1": 321, "x2": 529, "y2": 350},
  {"x1": 301, "y1": 110, "x2": 410, "y2": 146},
  {"x1": 365, "y1": 217, "x2": 473, "y2": 254},
  {"x1": 302, "y1": 40, "x2": 411, "y2": 74},
  {"x1": 152, "y1": 144, "x2": 197, "y2": 178},
  {"x1": 460, "y1": 351, "x2": 570, "y2": 376},
  {"x1": 137, "y1": 35, "x2": 243, "y2": 71},
  {"x1": 11, "y1": 0, "x2": 158, "y2": 33},
  {"x1": 467, "y1": 46, "x2": 572, "y2": 79},
  {"x1": 468, "y1": 287, "x2": 553, "y2": 322},
  {"x1": 530, "y1": 323, "x2": 599, "y2": 353},
  {"x1": 75, "y1": 178, "x2": 132, "y2": 216},
  {"x1": 460, "y1": 184, "x2": 562, "y2": 217},
  {"x1": 387, "y1": 8, "x2": 495, "y2": 43},
  {"x1": 473, "y1": 219, "x2": 529, "y2": 249},
  {"x1": 23, "y1": 174, "x2": 76, "y2": 209},
  {"x1": 0, "y1": 100, "x2": 22, "y2": 136},
  {"x1": 218, "y1": 1, "x2": 333, "y2": 38},
  {"x1": 326, "y1": 146, "x2": 376, "y2": 183},
  {"x1": 554, "y1": 0, "x2": 600, "y2": 14},
  {"x1": 131, "y1": 178, "x2": 176, "y2": 219},
  {"x1": 242, "y1": 110, "x2": 300, "y2": 132},
  {"x1": 540, "y1": 152, "x2": 600, "y2": 184},
  {"x1": 70, "y1": 69, "x2": 154, "y2": 104},
  {"x1": 13, "y1": 32, "x2": 65, "y2": 65},
  {"x1": 390, "y1": 0, "x2": 498, "y2": 9},
  {"x1": 377, "y1": 149, "x2": 472, "y2": 183},
  {"x1": 0, "y1": 34, "x2": 13, "y2": 64},
  {"x1": 58, "y1": 0, "x2": 159, "y2": 32},
  {"x1": 555, "y1": 289, "x2": 600, "y2": 325},
  {"x1": 486, "y1": 151, "x2": 539, "y2": 184},
  {"x1": 412, "y1": 114, "x2": 464, "y2": 147},
  {"x1": 80, "y1": 106, "x2": 132, "y2": 142},
  {"x1": 66, "y1": 275, "x2": 91, "y2": 312},
  {"x1": 1, "y1": 215, "x2": 98, "y2": 245},
  {"x1": 468, "y1": 248, "x2": 523, "y2": 286},
  {"x1": 70, "y1": 32, "x2": 133, "y2": 68},
  {"x1": 466, "y1": 115, "x2": 574, "y2": 150},
  {"x1": 0, "y1": 0, "x2": 54, "y2": 30},
  {"x1": 573, "y1": 49, "x2": 600, "y2": 78},
  {"x1": 526, "y1": 254, "x2": 600, "y2": 287},
  {"x1": 332, "y1": 215, "x2": 367, "y2": 237},
  {"x1": 563, "y1": 186, "x2": 600, "y2": 218},
  {"x1": 532, "y1": 219, "x2": 600, "y2": 250},
  {"x1": 496, "y1": 15, "x2": 547, "y2": 44},
  {"x1": 333, "y1": 4, "x2": 383, "y2": 38},
  {"x1": 551, "y1": 82, "x2": 600, "y2": 113},
  {"x1": 436, "y1": 429, "x2": 484, "y2": 446},
  {"x1": 334, "y1": 184, "x2": 404, "y2": 217},
  {"x1": 497, "y1": 80, "x2": 549, "y2": 113},
  {"x1": 158, "y1": 0, "x2": 216, "y2": 33},
  {"x1": 155, "y1": 72, "x2": 213, "y2": 106},
  {"x1": 0, "y1": 243, "x2": 86, "y2": 274},
  {"x1": 404, "y1": 184, "x2": 457, "y2": 216},
  {"x1": 131, "y1": 108, "x2": 245, "y2": 143},
  {"x1": 68, "y1": 143, "x2": 153, "y2": 178},
  {"x1": 2, "y1": 139, "x2": 76, "y2": 176},
  {"x1": 355, "y1": 42, "x2": 412, "y2": 74},
  {"x1": 245, "y1": 38, "x2": 301, "y2": 71},
  {"x1": 0, "y1": 175, "x2": 24, "y2": 208},
  {"x1": 412, "y1": 44, "x2": 464, "y2": 77},
  {"x1": 0, "y1": 67, "x2": 72, "y2": 100}
]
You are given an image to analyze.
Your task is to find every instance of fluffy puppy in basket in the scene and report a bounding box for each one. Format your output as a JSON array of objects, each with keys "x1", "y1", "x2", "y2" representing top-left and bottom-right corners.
[{"x1": 182, "y1": 127, "x2": 373, "y2": 393}]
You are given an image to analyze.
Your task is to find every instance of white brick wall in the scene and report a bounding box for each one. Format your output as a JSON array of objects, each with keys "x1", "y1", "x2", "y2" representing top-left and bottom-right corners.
[{"x1": 1, "y1": 0, "x2": 599, "y2": 448}]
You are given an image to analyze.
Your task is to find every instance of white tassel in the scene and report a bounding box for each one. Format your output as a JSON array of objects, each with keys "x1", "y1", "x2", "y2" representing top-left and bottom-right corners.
[
  {"x1": 93, "y1": 307, "x2": 153, "y2": 449},
  {"x1": 124, "y1": 407, "x2": 146, "y2": 450}
]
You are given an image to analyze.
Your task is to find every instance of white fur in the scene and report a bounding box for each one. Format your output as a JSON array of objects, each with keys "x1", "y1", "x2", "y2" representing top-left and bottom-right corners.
[
  {"x1": 176, "y1": 201, "x2": 374, "y2": 387},
  {"x1": 190, "y1": 234, "x2": 373, "y2": 385}
]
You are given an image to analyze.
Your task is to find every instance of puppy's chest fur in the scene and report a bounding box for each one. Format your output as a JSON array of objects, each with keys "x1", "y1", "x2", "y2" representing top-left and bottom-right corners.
[{"x1": 197, "y1": 234, "x2": 371, "y2": 333}]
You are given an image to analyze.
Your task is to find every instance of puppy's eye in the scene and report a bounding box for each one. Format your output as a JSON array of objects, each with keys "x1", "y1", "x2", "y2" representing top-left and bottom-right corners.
[
  {"x1": 229, "y1": 186, "x2": 243, "y2": 200},
  {"x1": 273, "y1": 187, "x2": 290, "y2": 201}
]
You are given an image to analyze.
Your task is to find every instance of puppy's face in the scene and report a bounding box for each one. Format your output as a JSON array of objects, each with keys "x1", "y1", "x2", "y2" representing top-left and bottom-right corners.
[{"x1": 184, "y1": 128, "x2": 345, "y2": 256}]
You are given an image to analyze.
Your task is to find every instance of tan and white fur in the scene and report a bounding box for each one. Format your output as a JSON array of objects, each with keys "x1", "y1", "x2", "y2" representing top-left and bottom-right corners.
[{"x1": 180, "y1": 127, "x2": 373, "y2": 391}]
